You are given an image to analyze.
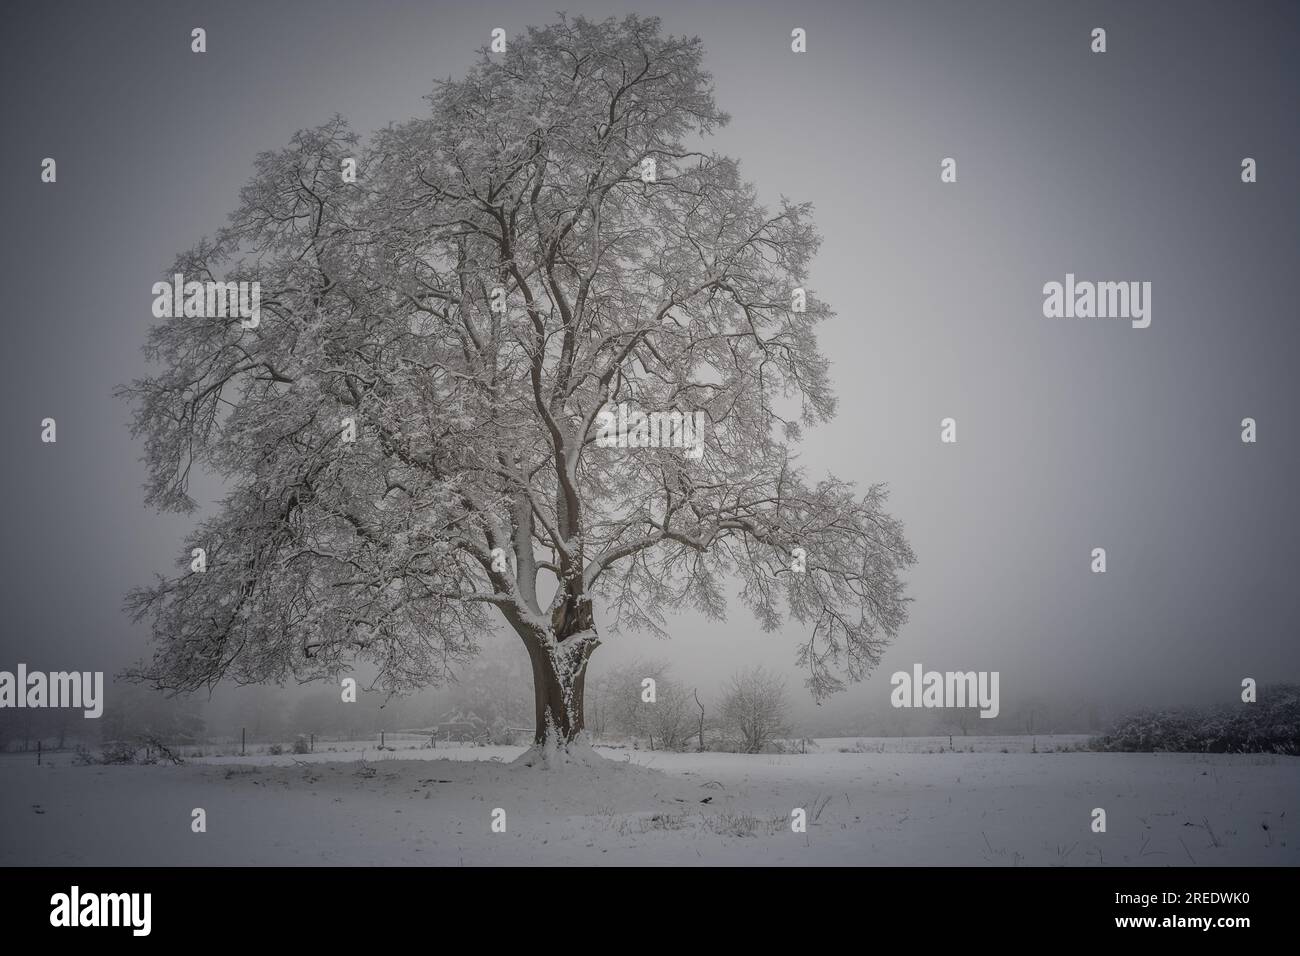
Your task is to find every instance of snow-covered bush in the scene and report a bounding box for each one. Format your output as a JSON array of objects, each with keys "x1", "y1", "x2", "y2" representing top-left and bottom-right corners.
[
  {"x1": 98, "y1": 741, "x2": 139, "y2": 764},
  {"x1": 1094, "y1": 683, "x2": 1300, "y2": 754}
]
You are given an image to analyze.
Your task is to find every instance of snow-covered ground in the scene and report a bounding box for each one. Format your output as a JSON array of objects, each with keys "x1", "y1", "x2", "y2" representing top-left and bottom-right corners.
[{"x1": 2, "y1": 738, "x2": 1294, "y2": 866}]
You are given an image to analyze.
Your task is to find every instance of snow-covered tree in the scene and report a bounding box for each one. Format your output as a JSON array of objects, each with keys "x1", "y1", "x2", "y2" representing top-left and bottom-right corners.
[
  {"x1": 719, "y1": 666, "x2": 791, "y2": 754},
  {"x1": 120, "y1": 14, "x2": 915, "y2": 766}
]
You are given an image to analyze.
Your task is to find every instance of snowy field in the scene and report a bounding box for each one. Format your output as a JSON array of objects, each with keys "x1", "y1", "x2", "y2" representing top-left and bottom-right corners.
[{"x1": 1, "y1": 738, "x2": 1295, "y2": 866}]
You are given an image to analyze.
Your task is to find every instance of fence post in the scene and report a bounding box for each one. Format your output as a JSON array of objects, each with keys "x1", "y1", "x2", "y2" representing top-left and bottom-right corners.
[
  {"x1": 241, "y1": 728, "x2": 246, "y2": 756},
  {"x1": 37, "y1": 740, "x2": 41, "y2": 766},
  {"x1": 380, "y1": 730, "x2": 385, "y2": 749},
  {"x1": 310, "y1": 733, "x2": 314, "y2": 753}
]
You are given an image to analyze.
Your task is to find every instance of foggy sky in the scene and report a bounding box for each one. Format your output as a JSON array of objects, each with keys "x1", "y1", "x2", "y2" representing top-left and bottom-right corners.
[{"x1": 2, "y1": 0, "x2": 1296, "y2": 727}]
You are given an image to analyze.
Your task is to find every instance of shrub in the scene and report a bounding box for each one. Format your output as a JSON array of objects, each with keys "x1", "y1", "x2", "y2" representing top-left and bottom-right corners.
[
  {"x1": 99, "y1": 741, "x2": 139, "y2": 764},
  {"x1": 1093, "y1": 683, "x2": 1300, "y2": 754}
]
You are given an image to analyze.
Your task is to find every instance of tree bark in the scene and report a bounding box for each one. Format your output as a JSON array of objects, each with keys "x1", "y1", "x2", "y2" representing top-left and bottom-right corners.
[
  {"x1": 524, "y1": 640, "x2": 595, "y2": 745},
  {"x1": 519, "y1": 596, "x2": 599, "y2": 749}
]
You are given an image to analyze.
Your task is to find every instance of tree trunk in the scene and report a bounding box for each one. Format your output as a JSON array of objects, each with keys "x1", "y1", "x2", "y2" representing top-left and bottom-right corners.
[
  {"x1": 516, "y1": 596, "x2": 600, "y2": 762},
  {"x1": 525, "y1": 639, "x2": 594, "y2": 746}
]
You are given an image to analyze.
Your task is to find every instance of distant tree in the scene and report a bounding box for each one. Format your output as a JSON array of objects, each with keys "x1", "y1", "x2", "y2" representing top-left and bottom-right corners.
[
  {"x1": 719, "y1": 666, "x2": 791, "y2": 753},
  {"x1": 940, "y1": 707, "x2": 981, "y2": 737},
  {"x1": 1015, "y1": 695, "x2": 1052, "y2": 736},
  {"x1": 99, "y1": 684, "x2": 206, "y2": 745},
  {"x1": 120, "y1": 14, "x2": 914, "y2": 766},
  {"x1": 439, "y1": 640, "x2": 533, "y2": 740},
  {"x1": 291, "y1": 688, "x2": 350, "y2": 737},
  {"x1": 586, "y1": 658, "x2": 692, "y2": 749},
  {"x1": 585, "y1": 660, "x2": 653, "y2": 739},
  {"x1": 692, "y1": 688, "x2": 707, "y2": 752}
]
